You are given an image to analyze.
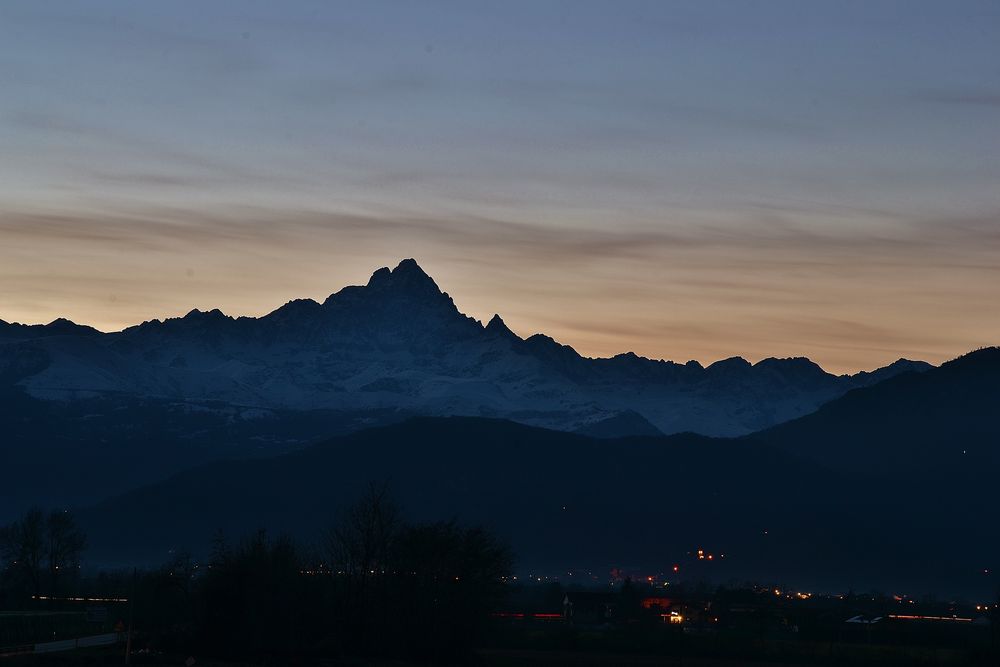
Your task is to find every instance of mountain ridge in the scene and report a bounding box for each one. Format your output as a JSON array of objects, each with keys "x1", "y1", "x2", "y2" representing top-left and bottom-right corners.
[
  {"x1": 2, "y1": 259, "x2": 928, "y2": 375},
  {"x1": 0, "y1": 259, "x2": 932, "y2": 439}
]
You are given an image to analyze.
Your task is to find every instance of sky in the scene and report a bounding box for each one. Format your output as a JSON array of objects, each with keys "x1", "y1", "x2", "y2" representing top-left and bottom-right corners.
[{"x1": 1, "y1": 1, "x2": 998, "y2": 373}]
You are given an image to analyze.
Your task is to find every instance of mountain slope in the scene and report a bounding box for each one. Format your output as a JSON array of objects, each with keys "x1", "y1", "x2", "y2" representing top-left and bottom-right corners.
[
  {"x1": 748, "y1": 347, "x2": 1000, "y2": 476},
  {"x1": 0, "y1": 385, "x2": 413, "y2": 522},
  {"x1": 81, "y1": 417, "x2": 841, "y2": 568},
  {"x1": 80, "y1": 415, "x2": 999, "y2": 597},
  {"x1": 573, "y1": 409, "x2": 663, "y2": 438}
]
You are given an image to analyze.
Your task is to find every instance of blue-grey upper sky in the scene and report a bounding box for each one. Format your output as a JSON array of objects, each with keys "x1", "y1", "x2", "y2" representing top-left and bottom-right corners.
[{"x1": 1, "y1": 1, "x2": 998, "y2": 372}]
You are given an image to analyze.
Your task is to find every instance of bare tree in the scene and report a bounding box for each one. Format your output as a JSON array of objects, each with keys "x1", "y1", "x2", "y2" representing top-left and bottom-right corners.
[
  {"x1": 47, "y1": 510, "x2": 87, "y2": 594},
  {"x1": 0, "y1": 508, "x2": 45, "y2": 596},
  {"x1": 325, "y1": 482, "x2": 401, "y2": 649},
  {"x1": 0, "y1": 508, "x2": 86, "y2": 598},
  {"x1": 326, "y1": 482, "x2": 401, "y2": 582}
]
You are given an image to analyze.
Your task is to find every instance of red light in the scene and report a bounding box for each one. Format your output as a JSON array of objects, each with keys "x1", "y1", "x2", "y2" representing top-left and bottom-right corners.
[{"x1": 672, "y1": 565, "x2": 679, "y2": 572}]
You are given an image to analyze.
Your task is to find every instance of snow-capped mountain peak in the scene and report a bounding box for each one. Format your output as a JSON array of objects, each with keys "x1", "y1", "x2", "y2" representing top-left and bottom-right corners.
[{"x1": 0, "y1": 260, "x2": 932, "y2": 437}]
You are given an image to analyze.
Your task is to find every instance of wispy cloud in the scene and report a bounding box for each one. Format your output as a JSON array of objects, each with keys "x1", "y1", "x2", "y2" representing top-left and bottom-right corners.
[{"x1": 1, "y1": 1, "x2": 998, "y2": 372}]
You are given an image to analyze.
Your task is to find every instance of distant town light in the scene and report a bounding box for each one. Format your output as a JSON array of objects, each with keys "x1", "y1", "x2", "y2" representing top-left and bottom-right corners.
[{"x1": 889, "y1": 614, "x2": 973, "y2": 622}]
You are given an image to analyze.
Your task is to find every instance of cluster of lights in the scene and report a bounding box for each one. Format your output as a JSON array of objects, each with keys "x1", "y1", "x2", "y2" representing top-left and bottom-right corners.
[
  {"x1": 889, "y1": 614, "x2": 973, "y2": 623},
  {"x1": 498, "y1": 570, "x2": 603, "y2": 583},
  {"x1": 32, "y1": 595, "x2": 128, "y2": 603},
  {"x1": 770, "y1": 589, "x2": 811, "y2": 600},
  {"x1": 559, "y1": 561, "x2": 747, "y2": 586}
]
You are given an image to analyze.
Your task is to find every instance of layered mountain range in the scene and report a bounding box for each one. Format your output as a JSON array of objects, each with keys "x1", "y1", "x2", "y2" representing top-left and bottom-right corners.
[
  {"x1": 3, "y1": 259, "x2": 996, "y2": 594},
  {"x1": 80, "y1": 348, "x2": 1000, "y2": 595},
  {"x1": 0, "y1": 259, "x2": 930, "y2": 438}
]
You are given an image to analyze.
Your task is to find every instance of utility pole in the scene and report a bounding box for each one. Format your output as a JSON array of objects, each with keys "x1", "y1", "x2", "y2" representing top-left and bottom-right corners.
[{"x1": 125, "y1": 567, "x2": 136, "y2": 665}]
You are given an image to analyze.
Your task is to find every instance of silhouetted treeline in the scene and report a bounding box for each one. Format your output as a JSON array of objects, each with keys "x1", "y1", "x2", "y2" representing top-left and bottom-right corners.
[
  {"x1": 77, "y1": 485, "x2": 512, "y2": 663},
  {"x1": 4, "y1": 495, "x2": 996, "y2": 665},
  {"x1": 315, "y1": 484, "x2": 512, "y2": 658}
]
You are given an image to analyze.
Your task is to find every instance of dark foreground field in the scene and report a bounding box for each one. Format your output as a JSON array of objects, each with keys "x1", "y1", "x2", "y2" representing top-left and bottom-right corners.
[{"x1": 0, "y1": 646, "x2": 984, "y2": 667}]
